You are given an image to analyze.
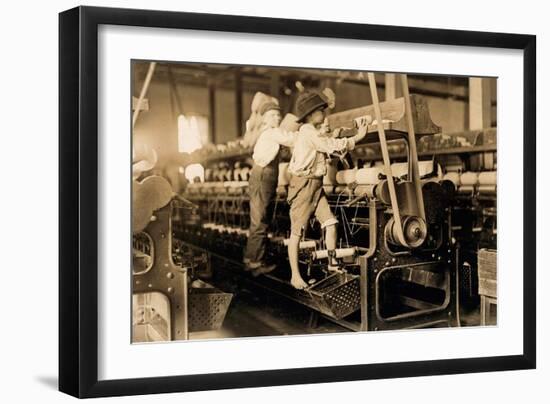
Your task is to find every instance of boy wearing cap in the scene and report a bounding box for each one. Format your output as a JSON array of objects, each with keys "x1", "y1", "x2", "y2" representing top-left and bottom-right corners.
[
  {"x1": 244, "y1": 101, "x2": 298, "y2": 275},
  {"x1": 287, "y1": 91, "x2": 367, "y2": 289}
]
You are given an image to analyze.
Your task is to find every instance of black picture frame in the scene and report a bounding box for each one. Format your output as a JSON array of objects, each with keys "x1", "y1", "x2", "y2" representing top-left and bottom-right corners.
[{"x1": 59, "y1": 5, "x2": 536, "y2": 398}]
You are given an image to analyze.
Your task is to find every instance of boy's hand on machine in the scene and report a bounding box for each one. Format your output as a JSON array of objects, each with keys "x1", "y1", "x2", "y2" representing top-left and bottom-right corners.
[{"x1": 353, "y1": 120, "x2": 369, "y2": 143}]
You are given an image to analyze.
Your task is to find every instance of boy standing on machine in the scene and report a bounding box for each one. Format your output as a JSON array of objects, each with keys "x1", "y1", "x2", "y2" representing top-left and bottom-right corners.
[
  {"x1": 244, "y1": 101, "x2": 298, "y2": 275},
  {"x1": 287, "y1": 91, "x2": 368, "y2": 289}
]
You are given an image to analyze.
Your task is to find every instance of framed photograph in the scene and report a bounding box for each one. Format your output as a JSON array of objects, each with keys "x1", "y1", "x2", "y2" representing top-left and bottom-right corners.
[{"x1": 59, "y1": 6, "x2": 536, "y2": 398}]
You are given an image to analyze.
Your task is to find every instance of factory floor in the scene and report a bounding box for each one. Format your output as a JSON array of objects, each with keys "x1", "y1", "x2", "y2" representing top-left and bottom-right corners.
[
  {"x1": 190, "y1": 279, "x2": 347, "y2": 340},
  {"x1": 189, "y1": 269, "x2": 492, "y2": 341}
]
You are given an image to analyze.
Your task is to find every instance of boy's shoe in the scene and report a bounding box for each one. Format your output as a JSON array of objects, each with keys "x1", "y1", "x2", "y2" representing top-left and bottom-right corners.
[
  {"x1": 251, "y1": 262, "x2": 277, "y2": 277},
  {"x1": 243, "y1": 258, "x2": 252, "y2": 271}
]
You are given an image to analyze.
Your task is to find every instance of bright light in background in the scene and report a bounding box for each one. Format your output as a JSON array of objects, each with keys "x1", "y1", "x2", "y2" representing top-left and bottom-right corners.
[
  {"x1": 184, "y1": 163, "x2": 205, "y2": 183},
  {"x1": 177, "y1": 114, "x2": 208, "y2": 183},
  {"x1": 177, "y1": 114, "x2": 209, "y2": 153}
]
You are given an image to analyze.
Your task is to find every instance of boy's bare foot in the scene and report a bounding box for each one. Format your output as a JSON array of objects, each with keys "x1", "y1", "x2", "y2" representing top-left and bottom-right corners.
[{"x1": 290, "y1": 276, "x2": 308, "y2": 290}]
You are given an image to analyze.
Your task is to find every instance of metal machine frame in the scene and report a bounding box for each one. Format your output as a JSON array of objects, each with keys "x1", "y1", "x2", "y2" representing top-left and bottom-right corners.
[{"x1": 133, "y1": 203, "x2": 190, "y2": 340}]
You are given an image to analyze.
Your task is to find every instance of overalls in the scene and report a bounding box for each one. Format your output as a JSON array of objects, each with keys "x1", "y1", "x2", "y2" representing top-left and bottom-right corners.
[{"x1": 243, "y1": 158, "x2": 279, "y2": 266}]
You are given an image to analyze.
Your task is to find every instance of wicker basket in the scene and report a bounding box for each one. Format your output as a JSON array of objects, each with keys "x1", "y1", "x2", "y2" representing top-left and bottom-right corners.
[
  {"x1": 478, "y1": 249, "x2": 497, "y2": 298},
  {"x1": 188, "y1": 284, "x2": 233, "y2": 332}
]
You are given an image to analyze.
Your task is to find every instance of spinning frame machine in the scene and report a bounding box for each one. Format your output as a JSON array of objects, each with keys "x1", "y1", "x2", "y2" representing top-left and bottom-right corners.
[
  {"x1": 173, "y1": 74, "x2": 481, "y2": 332},
  {"x1": 132, "y1": 73, "x2": 497, "y2": 340}
]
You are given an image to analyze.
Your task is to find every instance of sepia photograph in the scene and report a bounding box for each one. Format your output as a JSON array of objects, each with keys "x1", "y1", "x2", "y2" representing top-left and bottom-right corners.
[{"x1": 131, "y1": 60, "x2": 497, "y2": 343}]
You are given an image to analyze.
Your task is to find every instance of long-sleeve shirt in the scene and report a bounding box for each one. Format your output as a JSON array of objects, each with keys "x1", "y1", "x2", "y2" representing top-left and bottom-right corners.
[
  {"x1": 288, "y1": 123, "x2": 356, "y2": 178},
  {"x1": 252, "y1": 127, "x2": 297, "y2": 167}
]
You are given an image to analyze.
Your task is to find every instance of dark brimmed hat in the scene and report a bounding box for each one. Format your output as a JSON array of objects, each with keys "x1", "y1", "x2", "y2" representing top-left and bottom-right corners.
[
  {"x1": 295, "y1": 91, "x2": 329, "y2": 123},
  {"x1": 259, "y1": 101, "x2": 281, "y2": 116}
]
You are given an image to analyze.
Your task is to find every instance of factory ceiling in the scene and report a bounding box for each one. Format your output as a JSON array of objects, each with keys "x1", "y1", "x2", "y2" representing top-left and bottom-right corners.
[{"x1": 133, "y1": 61, "x2": 472, "y2": 101}]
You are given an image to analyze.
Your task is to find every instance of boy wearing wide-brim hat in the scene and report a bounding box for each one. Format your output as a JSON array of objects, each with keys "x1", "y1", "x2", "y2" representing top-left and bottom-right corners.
[
  {"x1": 244, "y1": 101, "x2": 298, "y2": 275},
  {"x1": 286, "y1": 91, "x2": 368, "y2": 289}
]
